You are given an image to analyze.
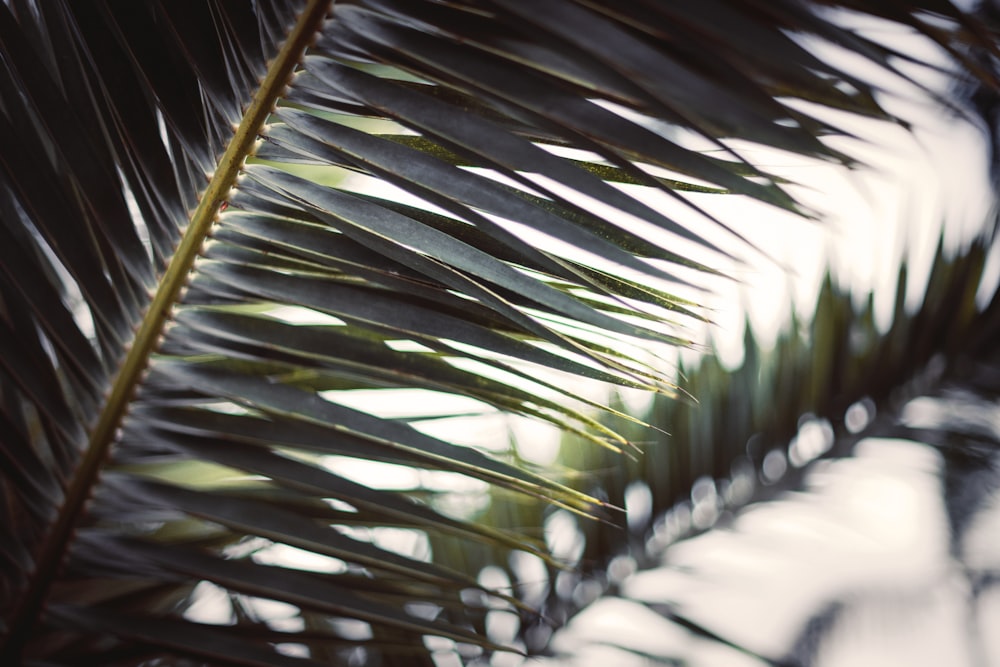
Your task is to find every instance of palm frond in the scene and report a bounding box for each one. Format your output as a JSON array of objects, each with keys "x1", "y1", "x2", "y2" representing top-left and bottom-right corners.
[
  {"x1": 524, "y1": 226, "x2": 1000, "y2": 663},
  {"x1": 1, "y1": 1, "x2": 997, "y2": 665}
]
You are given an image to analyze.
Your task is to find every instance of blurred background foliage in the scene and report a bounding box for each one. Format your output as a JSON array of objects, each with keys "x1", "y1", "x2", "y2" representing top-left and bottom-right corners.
[{"x1": 426, "y1": 220, "x2": 1000, "y2": 660}]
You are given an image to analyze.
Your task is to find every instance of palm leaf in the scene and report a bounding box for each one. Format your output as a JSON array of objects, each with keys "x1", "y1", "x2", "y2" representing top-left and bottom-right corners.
[
  {"x1": 532, "y1": 228, "x2": 1000, "y2": 663},
  {"x1": 1, "y1": 1, "x2": 995, "y2": 664},
  {"x1": 556, "y1": 233, "x2": 986, "y2": 556}
]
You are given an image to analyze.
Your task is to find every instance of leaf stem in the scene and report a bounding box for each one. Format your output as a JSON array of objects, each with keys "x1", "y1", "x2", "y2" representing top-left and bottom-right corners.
[{"x1": 0, "y1": 0, "x2": 332, "y2": 659}]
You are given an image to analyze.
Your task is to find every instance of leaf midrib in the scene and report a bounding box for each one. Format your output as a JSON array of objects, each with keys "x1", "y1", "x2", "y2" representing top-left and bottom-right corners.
[{"x1": 0, "y1": 0, "x2": 332, "y2": 658}]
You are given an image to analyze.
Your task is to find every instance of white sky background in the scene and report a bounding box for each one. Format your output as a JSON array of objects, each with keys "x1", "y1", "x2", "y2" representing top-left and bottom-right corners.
[{"x1": 676, "y1": 39, "x2": 995, "y2": 368}]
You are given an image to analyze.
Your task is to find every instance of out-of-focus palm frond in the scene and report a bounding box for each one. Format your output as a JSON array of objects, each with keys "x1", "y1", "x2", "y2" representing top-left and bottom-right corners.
[
  {"x1": 561, "y1": 231, "x2": 983, "y2": 541},
  {"x1": 513, "y1": 226, "x2": 1000, "y2": 663}
]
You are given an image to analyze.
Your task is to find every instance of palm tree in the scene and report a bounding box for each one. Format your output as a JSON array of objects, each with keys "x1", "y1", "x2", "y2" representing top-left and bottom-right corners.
[{"x1": 1, "y1": 1, "x2": 996, "y2": 665}]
